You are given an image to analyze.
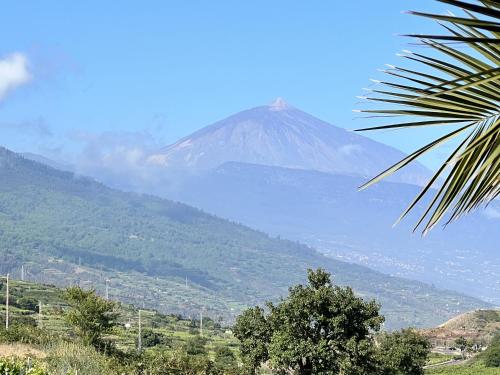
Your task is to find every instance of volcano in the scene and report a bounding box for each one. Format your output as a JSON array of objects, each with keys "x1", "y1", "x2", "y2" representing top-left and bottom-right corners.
[{"x1": 148, "y1": 98, "x2": 430, "y2": 186}]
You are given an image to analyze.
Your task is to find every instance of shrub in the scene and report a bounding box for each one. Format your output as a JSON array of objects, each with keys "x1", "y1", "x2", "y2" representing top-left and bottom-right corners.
[
  {"x1": 137, "y1": 349, "x2": 216, "y2": 375},
  {"x1": 44, "y1": 341, "x2": 125, "y2": 375},
  {"x1": 135, "y1": 329, "x2": 171, "y2": 348},
  {"x1": 15, "y1": 297, "x2": 39, "y2": 312},
  {"x1": 0, "y1": 357, "x2": 47, "y2": 375},
  {"x1": 482, "y1": 334, "x2": 500, "y2": 368},
  {"x1": 0, "y1": 325, "x2": 54, "y2": 346},
  {"x1": 183, "y1": 336, "x2": 208, "y2": 356},
  {"x1": 214, "y1": 346, "x2": 238, "y2": 373}
]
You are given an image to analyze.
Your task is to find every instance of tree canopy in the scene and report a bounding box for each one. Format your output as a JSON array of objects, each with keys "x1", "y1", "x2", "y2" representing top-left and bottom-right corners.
[
  {"x1": 235, "y1": 269, "x2": 384, "y2": 374},
  {"x1": 63, "y1": 286, "x2": 118, "y2": 350},
  {"x1": 377, "y1": 329, "x2": 430, "y2": 375}
]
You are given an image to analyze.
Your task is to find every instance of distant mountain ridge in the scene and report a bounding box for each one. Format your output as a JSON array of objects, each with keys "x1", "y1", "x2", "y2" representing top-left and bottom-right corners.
[
  {"x1": 0, "y1": 145, "x2": 490, "y2": 329},
  {"x1": 169, "y1": 161, "x2": 500, "y2": 305},
  {"x1": 148, "y1": 98, "x2": 431, "y2": 186}
]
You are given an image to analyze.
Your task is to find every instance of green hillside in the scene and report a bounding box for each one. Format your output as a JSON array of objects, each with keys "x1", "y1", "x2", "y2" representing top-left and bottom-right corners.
[
  {"x1": 0, "y1": 279, "x2": 234, "y2": 353},
  {"x1": 0, "y1": 146, "x2": 490, "y2": 329},
  {"x1": 0, "y1": 280, "x2": 239, "y2": 374}
]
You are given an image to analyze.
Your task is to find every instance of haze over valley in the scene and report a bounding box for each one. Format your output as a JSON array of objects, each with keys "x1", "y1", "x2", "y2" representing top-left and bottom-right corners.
[{"x1": 30, "y1": 99, "x2": 498, "y2": 306}]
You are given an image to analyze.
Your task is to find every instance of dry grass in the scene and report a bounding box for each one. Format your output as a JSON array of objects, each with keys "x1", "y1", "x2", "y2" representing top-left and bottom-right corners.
[
  {"x1": 422, "y1": 309, "x2": 500, "y2": 346},
  {"x1": 0, "y1": 343, "x2": 46, "y2": 359}
]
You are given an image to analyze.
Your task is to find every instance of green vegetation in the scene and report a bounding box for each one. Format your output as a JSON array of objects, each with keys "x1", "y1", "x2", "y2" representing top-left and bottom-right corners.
[
  {"x1": 0, "y1": 358, "x2": 47, "y2": 375},
  {"x1": 0, "y1": 273, "x2": 437, "y2": 374},
  {"x1": 0, "y1": 280, "x2": 239, "y2": 374},
  {"x1": 234, "y1": 269, "x2": 430, "y2": 374},
  {"x1": 358, "y1": 0, "x2": 500, "y2": 233},
  {"x1": 455, "y1": 336, "x2": 473, "y2": 360},
  {"x1": 426, "y1": 353, "x2": 454, "y2": 366},
  {"x1": 425, "y1": 360, "x2": 500, "y2": 375},
  {"x1": 425, "y1": 333, "x2": 500, "y2": 374},
  {"x1": 232, "y1": 307, "x2": 269, "y2": 372},
  {"x1": 63, "y1": 287, "x2": 118, "y2": 349},
  {"x1": 0, "y1": 146, "x2": 489, "y2": 330},
  {"x1": 480, "y1": 334, "x2": 500, "y2": 368},
  {"x1": 378, "y1": 329, "x2": 430, "y2": 375}
]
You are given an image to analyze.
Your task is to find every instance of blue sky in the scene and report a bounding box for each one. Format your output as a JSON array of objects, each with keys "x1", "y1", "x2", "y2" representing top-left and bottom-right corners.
[{"x1": 0, "y1": 0, "x2": 453, "y2": 168}]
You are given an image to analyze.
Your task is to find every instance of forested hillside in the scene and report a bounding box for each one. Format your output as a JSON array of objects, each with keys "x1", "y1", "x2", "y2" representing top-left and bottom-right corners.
[{"x1": 0, "y1": 147, "x2": 490, "y2": 329}]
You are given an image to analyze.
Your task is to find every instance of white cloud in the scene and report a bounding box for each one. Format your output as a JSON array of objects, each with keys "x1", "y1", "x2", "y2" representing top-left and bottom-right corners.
[
  {"x1": 68, "y1": 129, "x2": 184, "y2": 196},
  {"x1": 0, "y1": 52, "x2": 31, "y2": 100}
]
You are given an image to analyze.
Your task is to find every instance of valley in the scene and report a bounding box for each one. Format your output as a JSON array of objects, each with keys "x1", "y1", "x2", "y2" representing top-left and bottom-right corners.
[{"x1": 0, "y1": 146, "x2": 491, "y2": 330}]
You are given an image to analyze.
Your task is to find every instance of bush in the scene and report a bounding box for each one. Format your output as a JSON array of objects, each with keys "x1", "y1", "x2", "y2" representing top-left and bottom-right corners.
[
  {"x1": 136, "y1": 329, "x2": 171, "y2": 348},
  {"x1": 183, "y1": 336, "x2": 208, "y2": 356},
  {"x1": 0, "y1": 325, "x2": 54, "y2": 345},
  {"x1": 15, "y1": 297, "x2": 39, "y2": 312},
  {"x1": 214, "y1": 346, "x2": 238, "y2": 373},
  {"x1": 136, "y1": 349, "x2": 217, "y2": 374},
  {"x1": 0, "y1": 358, "x2": 47, "y2": 375},
  {"x1": 0, "y1": 315, "x2": 37, "y2": 329},
  {"x1": 377, "y1": 328, "x2": 430, "y2": 375},
  {"x1": 44, "y1": 341, "x2": 126, "y2": 375},
  {"x1": 482, "y1": 334, "x2": 500, "y2": 368}
]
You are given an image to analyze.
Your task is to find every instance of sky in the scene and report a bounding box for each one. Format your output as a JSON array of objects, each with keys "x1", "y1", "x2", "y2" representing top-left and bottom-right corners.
[{"x1": 0, "y1": 0, "x2": 454, "y2": 169}]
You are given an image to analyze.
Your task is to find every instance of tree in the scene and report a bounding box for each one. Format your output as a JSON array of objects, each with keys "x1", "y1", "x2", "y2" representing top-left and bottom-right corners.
[
  {"x1": 233, "y1": 306, "x2": 271, "y2": 374},
  {"x1": 357, "y1": 0, "x2": 499, "y2": 234},
  {"x1": 63, "y1": 286, "x2": 118, "y2": 350},
  {"x1": 234, "y1": 269, "x2": 384, "y2": 374},
  {"x1": 455, "y1": 336, "x2": 472, "y2": 359},
  {"x1": 377, "y1": 329, "x2": 430, "y2": 375}
]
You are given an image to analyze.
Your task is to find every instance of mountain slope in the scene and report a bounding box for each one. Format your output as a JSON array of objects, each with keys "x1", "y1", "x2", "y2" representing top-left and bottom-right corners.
[
  {"x1": 148, "y1": 98, "x2": 430, "y2": 186},
  {"x1": 422, "y1": 309, "x2": 500, "y2": 345},
  {"x1": 0, "y1": 146, "x2": 490, "y2": 329},
  {"x1": 169, "y1": 162, "x2": 500, "y2": 304}
]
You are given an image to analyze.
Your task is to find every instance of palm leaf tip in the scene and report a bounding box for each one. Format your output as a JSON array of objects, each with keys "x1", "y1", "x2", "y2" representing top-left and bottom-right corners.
[{"x1": 356, "y1": 0, "x2": 500, "y2": 234}]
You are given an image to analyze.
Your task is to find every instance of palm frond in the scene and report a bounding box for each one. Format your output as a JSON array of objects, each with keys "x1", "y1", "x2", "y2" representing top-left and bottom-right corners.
[{"x1": 356, "y1": 0, "x2": 500, "y2": 233}]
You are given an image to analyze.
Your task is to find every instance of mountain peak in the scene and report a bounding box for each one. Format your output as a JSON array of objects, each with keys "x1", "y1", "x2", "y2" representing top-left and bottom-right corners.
[
  {"x1": 268, "y1": 97, "x2": 290, "y2": 111},
  {"x1": 149, "y1": 101, "x2": 431, "y2": 186}
]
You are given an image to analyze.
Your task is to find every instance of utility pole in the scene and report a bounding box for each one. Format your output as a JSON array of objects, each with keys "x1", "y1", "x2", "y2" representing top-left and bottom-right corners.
[
  {"x1": 200, "y1": 310, "x2": 203, "y2": 337},
  {"x1": 137, "y1": 309, "x2": 142, "y2": 353},
  {"x1": 105, "y1": 279, "x2": 110, "y2": 300},
  {"x1": 21, "y1": 265, "x2": 25, "y2": 281},
  {"x1": 5, "y1": 273, "x2": 9, "y2": 330}
]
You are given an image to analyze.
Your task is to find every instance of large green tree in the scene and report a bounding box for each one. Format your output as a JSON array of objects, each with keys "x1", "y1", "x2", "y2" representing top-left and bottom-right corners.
[
  {"x1": 63, "y1": 286, "x2": 118, "y2": 350},
  {"x1": 233, "y1": 306, "x2": 271, "y2": 374},
  {"x1": 377, "y1": 329, "x2": 430, "y2": 375},
  {"x1": 234, "y1": 269, "x2": 384, "y2": 374},
  {"x1": 357, "y1": 0, "x2": 499, "y2": 234}
]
